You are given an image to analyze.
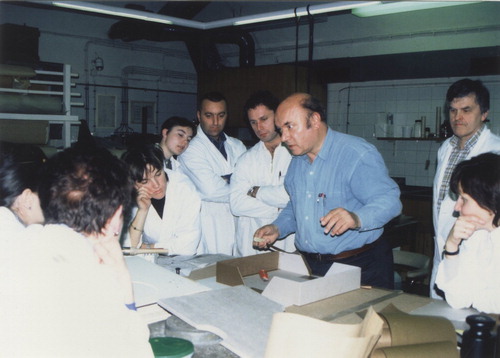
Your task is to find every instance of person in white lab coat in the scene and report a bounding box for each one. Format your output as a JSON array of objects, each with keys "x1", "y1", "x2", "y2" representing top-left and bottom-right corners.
[
  {"x1": 179, "y1": 92, "x2": 247, "y2": 255},
  {"x1": 431, "y1": 78, "x2": 500, "y2": 298},
  {"x1": 158, "y1": 116, "x2": 196, "y2": 172},
  {"x1": 0, "y1": 145, "x2": 153, "y2": 357},
  {"x1": 436, "y1": 153, "x2": 500, "y2": 313},
  {"x1": 230, "y1": 90, "x2": 295, "y2": 256},
  {"x1": 122, "y1": 144, "x2": 201, "y2": 255}
]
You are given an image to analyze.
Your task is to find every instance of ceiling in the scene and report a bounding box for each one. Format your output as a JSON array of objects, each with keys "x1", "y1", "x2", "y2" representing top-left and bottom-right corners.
[
  {"x1": 12, "y1": 1, "x2": 500, "y2": 81},
  {"x1": 89, "y1": 1, "x2": 333, "y2": 22}
]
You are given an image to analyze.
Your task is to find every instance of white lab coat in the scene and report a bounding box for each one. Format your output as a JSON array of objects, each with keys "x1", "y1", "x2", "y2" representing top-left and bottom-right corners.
[
  {"x1": 230, "y1": 141, "x2": 296, "y2": 256},
  {"x1": 0, "y1": 206, "x2": 25, "y2": 245},
  {"x1": 163, "y1": 156, "x2": 183, "y2": 173},
  {"x1": 178, "y1": 127, "x2": 246, "y2": 254},
  {"x1": 125, "y1": 170, "x2": 202, "y2": 255},
  {"x1": 431, "y1": 126, "x2": 500, "y2": 298},
  {"x1": 1, "y1": 224, "x2": 153, "y2": 357},
  {"x1": 436, "y1": 227, "x2": 500, "y2": 313}
]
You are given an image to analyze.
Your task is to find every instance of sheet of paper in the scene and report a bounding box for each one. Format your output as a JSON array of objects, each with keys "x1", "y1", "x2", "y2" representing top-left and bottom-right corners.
[
  {"x1": 125, "y1": 256, "x2": 209, "y2": 307},
  {"x1": 410, "y1": 300, "x2": 479, "y2": 331},
  {"x1": 158, "y1": 285, "x2": 284, "y2": 358}
]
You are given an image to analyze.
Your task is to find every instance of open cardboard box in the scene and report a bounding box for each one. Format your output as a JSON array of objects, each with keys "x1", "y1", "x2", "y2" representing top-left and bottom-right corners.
[{"x1": 216, "y1": 251, "x2": 361, "y2": 307}]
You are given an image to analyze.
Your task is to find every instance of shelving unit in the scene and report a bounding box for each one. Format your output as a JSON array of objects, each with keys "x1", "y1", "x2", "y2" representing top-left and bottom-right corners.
[
  {"x1": 377, "y1": 137, "x2": 446, "y2": 141},
  {"x1": 0, "y1": 63, "x2": 82, "y2": 147}
]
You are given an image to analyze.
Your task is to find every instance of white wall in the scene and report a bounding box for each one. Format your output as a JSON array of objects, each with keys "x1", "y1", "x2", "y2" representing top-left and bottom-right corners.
[
  {"x1": 328, "y1": 76, "x2": 500, "y2": 187},
  {"x1": 218, "y1": 2, "x2": 500, "y2": 66}
]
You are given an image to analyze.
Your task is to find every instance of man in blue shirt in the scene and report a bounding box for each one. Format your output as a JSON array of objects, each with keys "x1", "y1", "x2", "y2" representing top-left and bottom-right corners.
[{"x1": 254, "y1": 93, "x2": 401, "y2": 289}]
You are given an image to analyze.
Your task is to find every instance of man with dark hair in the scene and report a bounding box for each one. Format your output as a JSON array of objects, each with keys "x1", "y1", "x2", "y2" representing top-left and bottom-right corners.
[
  {"x1": 158, "y1": 116, "x2": 196, "y2": 172},
  {"x1": 254, "y1": 93, "x2": 401, "y2": 289},
  {"x1": 1, "y1": 146, "x2": 153, "y2": 357},
  {"x1": 431, "y1": 78, "x2": 500, "y2": 298},
  {"x1": 179, "y1": 91, "x2": 246, "y2": 254},
  {"x1": 230, "y1": 90, "x2": 295, "y2": 256}
]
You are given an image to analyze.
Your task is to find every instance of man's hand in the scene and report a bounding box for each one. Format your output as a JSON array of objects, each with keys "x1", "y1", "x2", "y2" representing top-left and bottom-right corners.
[
  {"x1": 320, "y1": 208, "x2": 360, "y2": 236},
  {"x1": 93, "y1": 235, "x2": 134, "y2": 305},
  {"x1": 253, "y1": 224, "x2": 279, "y2": 249}
]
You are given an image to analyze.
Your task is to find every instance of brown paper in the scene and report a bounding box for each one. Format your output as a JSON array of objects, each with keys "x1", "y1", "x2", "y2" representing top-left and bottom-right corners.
[
  {"x1": 372, "y1": 341, "x2": 459, "y2": 358},
  {"x1": 377, "y1": 304, "x2": 456, "y2": 347},
  {"x1": 265, "y1": 306, "x2": 383, "y2": 358}
]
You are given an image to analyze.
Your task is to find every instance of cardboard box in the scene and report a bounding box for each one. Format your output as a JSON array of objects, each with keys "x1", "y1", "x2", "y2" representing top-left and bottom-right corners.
[{"x1": 216, "y1": 252, "x2": 361, "y2": 307}]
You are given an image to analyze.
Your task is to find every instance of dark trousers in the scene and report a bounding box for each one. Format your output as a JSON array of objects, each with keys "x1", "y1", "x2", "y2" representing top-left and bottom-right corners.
[{"x1": 302, "y1": 238, "x2": 394, "y2": 290}]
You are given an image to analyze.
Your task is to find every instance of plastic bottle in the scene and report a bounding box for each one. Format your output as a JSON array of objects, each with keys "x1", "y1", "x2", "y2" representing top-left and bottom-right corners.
[
  {"x1": 386, "y1": 113, "x2": 394, "y2": 137},
  {"x1": 413, "y1": 120, "x2": 422, "y2": 138},
  {"x1": 461, "y1": 314, "x2": 495, "y2": 358}
]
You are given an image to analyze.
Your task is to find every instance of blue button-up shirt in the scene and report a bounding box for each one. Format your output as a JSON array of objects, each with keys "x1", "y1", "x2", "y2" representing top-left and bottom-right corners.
[{"x1": 274, "y1": 128, "x2": 402, "y2": 254}]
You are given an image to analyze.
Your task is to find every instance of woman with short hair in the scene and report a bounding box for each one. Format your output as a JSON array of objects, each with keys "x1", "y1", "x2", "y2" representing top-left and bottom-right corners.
[{"x1": 436, "y1": 152, "x2": 500, "y2": 313}]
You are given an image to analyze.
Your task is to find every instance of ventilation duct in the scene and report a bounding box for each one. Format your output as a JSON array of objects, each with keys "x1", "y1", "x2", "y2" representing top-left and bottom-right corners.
[{"x1": 108, "y1": 19, "x2": 255, "y2": 72}]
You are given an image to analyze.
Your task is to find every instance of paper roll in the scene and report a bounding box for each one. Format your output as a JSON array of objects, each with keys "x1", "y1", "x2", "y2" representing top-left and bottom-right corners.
[{"x1": 372, "y1": 341, "x2": 458, "y2": 358}]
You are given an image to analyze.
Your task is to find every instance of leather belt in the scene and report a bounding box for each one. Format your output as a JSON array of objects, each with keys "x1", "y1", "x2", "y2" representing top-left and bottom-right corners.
[{"x1": 299, "y1": 237, "x2": 381, "y2": 262}]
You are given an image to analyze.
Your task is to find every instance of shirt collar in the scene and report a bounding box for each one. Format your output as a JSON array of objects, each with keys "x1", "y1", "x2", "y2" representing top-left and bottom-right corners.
[
  {"x1": 206, "y1": 131, "x2": 227, "y2": 146},
  {"x1": 450, "y1": 124, "x2": 484, "y2": 150},
  {"x1": 296, "y1": 128, "x2": 333, "y2": 163}
]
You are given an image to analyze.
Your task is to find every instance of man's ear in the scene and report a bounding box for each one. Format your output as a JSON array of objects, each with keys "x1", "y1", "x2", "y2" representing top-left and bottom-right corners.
[
  {"x1": 196, "y1": 110, "x2": 201, "y2": 122},
  {"x1": 311, "y1": 112, "x2": 322, "y2": 129},
  {"x1": 161, "y1": 128, "x2": 168, "y2": 138},
  {"x1": 481, "y1": 111, "x2": 489, "y2": 122},
  {"x1": 18, "y1": 188, "x2": 35, "y2": 209}
]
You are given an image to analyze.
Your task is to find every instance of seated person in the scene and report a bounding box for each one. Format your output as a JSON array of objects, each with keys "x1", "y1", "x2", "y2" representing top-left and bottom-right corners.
[
  {"x1": 0, "y1": 147, "x2": 44, "y2": 237},
  {"x1": 0, "y1": 145, "x2": 153, "y2": 357},
  {"x1": 122, "y1": 144, "x2": 201, "y2": 255},
  {"x1": 436, "y1": 152, "x2": 500, "y2": 313},
  {"x1": 158, "y1": 116, "x2": 196, "y2": 172}
]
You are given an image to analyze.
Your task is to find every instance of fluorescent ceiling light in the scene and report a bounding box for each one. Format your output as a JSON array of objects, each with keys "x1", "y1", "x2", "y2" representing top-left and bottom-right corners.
[
  {"x1": 48, "y1": 1, "x2": 379, "y2": 30},
  {"x1": 52, "y1": 1, "x2": 176, "y2": 25},
  {"x1": 352, "y1": 1, "x2": 478, "y2": 17},
  {"x1": 232, "y1": 1, "x2": 380, "y2": 26}
]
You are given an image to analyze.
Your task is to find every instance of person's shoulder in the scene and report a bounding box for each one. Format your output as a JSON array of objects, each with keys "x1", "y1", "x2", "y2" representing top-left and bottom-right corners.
[
  {"x1": 484, "y1": 128, "x2": 500, "y2": 145},
  {"x1": 234, "y1": 143, "x2": 262, "y2": 166},
  {"x1": 179, "y1": 135, "x2": 207, "y2": 158},
  {"x1": 243, "y1": 141, "x2": 264, "y2": 156},
  {"x1": 225, "y1": 134, "x2": 246, "y2": 147},
  {"x1": 168, "y1": 170, "x2": 199, "y2": 193},
  {"x1": 329, "y1": 130, "x2": 376, "y2": 154}
]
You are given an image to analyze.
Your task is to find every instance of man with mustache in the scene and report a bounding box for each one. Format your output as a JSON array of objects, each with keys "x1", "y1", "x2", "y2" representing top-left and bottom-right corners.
[
  {"x1": 254, "y1": 93, "x2": 401, "y2": 289},
  {"x1": 179, "y1": 92, "x2": 246, "y2": 254},
  {"x1": 431, "y1": 79, "x2": 500, "y2": 299}
]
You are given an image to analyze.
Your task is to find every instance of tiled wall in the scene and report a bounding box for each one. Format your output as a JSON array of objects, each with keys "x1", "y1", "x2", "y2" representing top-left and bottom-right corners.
[{"x1": 327, "y1": 75, "x2": 500, "y2": 187}]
